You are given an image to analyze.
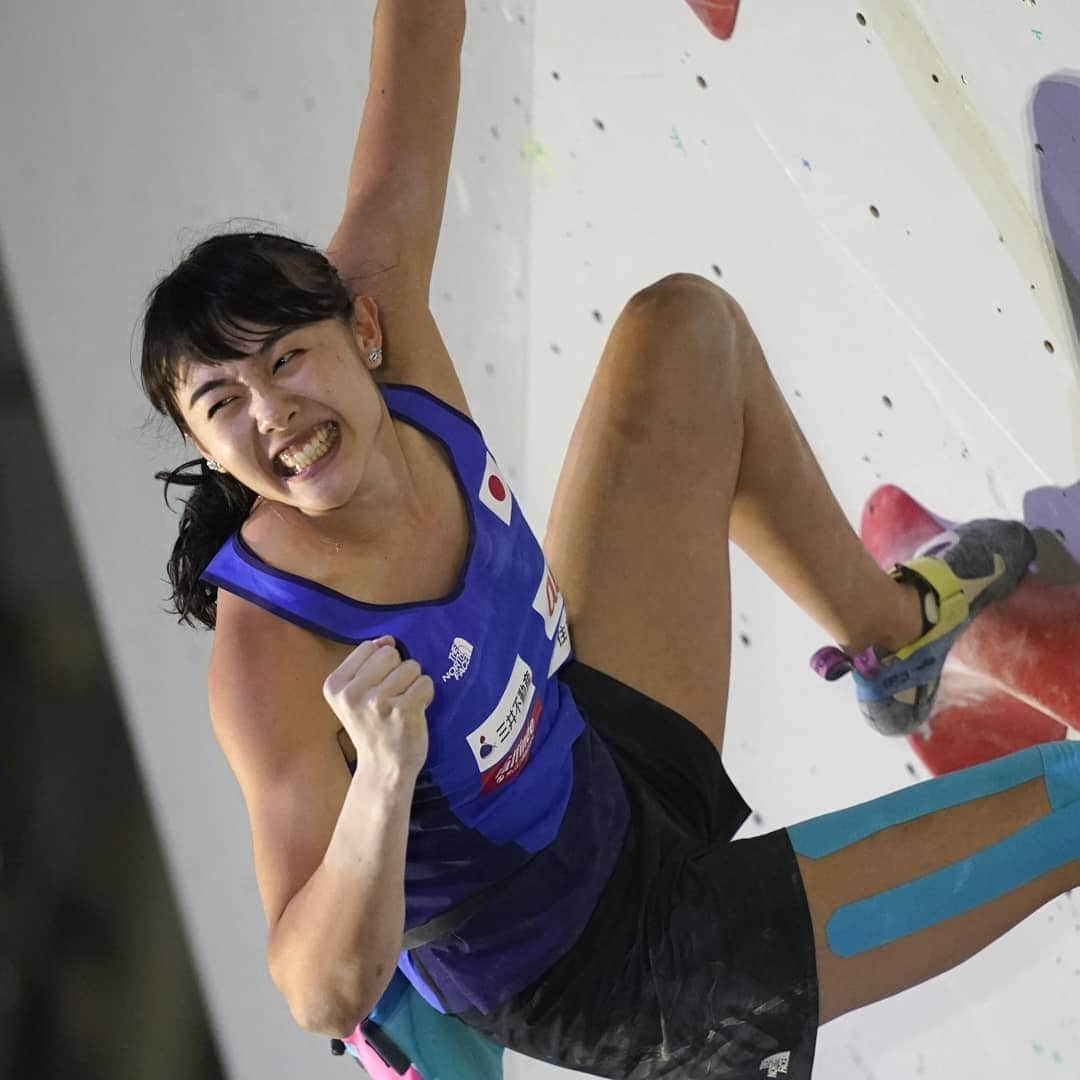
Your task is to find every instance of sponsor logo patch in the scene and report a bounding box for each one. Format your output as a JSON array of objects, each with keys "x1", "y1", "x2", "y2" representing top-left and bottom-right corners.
[
  {"x1": 483, "y1": 697, "x2": 542, "y2": 794},
  {"x1": 549, "y1": 605, "x2": 572, "y2": 676},
  {"x1": 531, "y1": 562, "x2": 563, "y2": 640},
  {"x1": 533, "y1": 561, "x2": 572, "y2": 674},
  {"x1": 466, "y1": 656, "x2": 540, "y2": 792},
  {"x1": 759, "y1": 1051, "x2": 791, "y2": 1077}
]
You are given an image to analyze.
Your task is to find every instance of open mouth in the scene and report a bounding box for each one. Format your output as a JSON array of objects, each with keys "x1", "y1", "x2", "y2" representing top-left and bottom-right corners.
[{"x1": 273, "y1": 421, "x2": 340, "y2": 478}]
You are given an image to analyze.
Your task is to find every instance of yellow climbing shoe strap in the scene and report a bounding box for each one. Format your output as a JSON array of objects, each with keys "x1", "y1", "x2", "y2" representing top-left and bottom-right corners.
[{"x1": 888, "y1": 555, "x2": 969, "y2": 661}]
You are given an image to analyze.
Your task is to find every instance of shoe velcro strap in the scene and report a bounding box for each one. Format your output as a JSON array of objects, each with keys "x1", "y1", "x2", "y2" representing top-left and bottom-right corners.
[{"x1": 888, "y1": 555, "x2": 969, "y2": 658}]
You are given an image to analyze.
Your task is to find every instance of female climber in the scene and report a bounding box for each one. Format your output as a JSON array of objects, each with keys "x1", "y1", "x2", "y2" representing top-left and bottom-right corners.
[{"x1": 141, "y1": 2, "x2": 1074, "y2": 1077}]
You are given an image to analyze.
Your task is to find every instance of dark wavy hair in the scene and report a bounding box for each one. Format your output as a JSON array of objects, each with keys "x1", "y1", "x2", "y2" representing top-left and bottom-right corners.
[{"x1": 141, "y1": 229, "x2": 355, "y2": 631}]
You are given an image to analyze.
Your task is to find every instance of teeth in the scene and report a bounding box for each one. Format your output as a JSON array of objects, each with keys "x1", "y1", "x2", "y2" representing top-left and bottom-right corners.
[{"x1": 279, "y1": 423, "x2": 336, "y2": 474}]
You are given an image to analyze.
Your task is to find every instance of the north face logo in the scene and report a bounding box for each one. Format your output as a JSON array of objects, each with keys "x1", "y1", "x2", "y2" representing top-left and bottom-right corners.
[
  {"x1": 759, "y1": 1051, "x2": 791, "y2": 1077},
  {"x1": 442, "y1": 637, "x2": 474, "y2": 682}
]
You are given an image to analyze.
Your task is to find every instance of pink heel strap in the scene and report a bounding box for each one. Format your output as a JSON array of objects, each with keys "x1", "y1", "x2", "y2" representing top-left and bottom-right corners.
[
  {"x1": 852, "y1": 646, "x2": 885, "y2": 679},
  {"x1": 810, "y1": 646, "x2": 853, "y2": 681}
]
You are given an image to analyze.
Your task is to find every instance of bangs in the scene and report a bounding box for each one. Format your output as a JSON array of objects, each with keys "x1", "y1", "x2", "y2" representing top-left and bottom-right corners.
[{"x1": 139, "y1": 231, "x2": 352, "y2": 431}]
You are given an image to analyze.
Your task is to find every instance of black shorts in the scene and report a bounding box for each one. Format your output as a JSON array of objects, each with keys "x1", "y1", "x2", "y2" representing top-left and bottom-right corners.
[{"x1": 459, "y1": 660, "x2": 820, "y2": 1079}]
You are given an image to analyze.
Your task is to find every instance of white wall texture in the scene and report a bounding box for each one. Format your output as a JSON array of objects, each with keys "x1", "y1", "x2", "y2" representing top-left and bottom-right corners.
[{"x1": 3, "y1": 0, "x2": 1080, "y2": 1077}]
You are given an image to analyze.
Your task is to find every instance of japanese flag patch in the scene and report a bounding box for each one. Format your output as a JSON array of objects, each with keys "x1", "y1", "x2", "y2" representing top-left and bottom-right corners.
[{"x1": 479, "y1": 452, "x2": 513, "y2": 526}]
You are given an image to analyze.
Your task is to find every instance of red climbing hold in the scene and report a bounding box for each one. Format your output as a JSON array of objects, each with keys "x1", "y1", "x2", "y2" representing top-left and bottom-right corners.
[{"x1": 682, "y1": 0, "x2": 742, "y2": 40}]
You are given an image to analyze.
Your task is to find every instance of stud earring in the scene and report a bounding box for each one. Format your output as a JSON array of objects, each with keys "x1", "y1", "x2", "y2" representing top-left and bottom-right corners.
[
  {"x1": 206, "y1": 459, "x2": 223, "y2": 473},
  {"x1": 369, "y1": 347, "x2": 383, "y2": 367}
]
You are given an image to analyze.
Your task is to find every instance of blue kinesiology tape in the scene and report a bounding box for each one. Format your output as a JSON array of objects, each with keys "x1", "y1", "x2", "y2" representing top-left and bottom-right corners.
[
  {"x1": 825, "y1": 801, "x2": 1080, "y2": 956},
  {"x1": 1039, "y1": 740, "x2": 1080, "y2": 810},
  {"x1": 788, "y1": 742, "x2": 1080, "y2": 958}
]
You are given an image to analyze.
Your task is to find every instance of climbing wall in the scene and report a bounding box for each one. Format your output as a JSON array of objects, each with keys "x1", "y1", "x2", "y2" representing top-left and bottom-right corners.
[
  {"x1": 520, "y1": 2, "x2": 1080, "y2": 1077},
  {"x1": 2, "y1": 0, "x2": 1079, "y2": 1077}
]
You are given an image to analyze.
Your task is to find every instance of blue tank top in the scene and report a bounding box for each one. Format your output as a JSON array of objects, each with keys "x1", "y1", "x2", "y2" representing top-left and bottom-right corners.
[{"x1": 201, "y1": 384, "x2": 630, "y2": 1015}]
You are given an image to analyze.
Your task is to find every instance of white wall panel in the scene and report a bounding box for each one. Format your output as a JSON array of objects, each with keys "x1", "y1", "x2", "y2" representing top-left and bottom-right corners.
[
  {"x1": 524, "y1": 1, "x2": 1080, "y2": 1078},
  {"x1": 4, "y1": 0, "x2": 1080, "y2": 1077},
  {"x1": 1, "y1": 2, "x2": 533, "y2": 1077}
]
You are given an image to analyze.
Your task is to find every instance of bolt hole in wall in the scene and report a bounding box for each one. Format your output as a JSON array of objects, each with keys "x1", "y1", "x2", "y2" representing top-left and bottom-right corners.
[
  {"x1": 0, "y1": 261, "x2": 225, "y2": 1079},
  {"x1": 854, "y1": 44, "x2": 1079, "y2": 362}
]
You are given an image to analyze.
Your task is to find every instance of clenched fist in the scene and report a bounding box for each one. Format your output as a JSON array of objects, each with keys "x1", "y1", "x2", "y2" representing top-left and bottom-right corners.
[{"x1": 323, "y1": 637, "x2": 434, "y2": 783}]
